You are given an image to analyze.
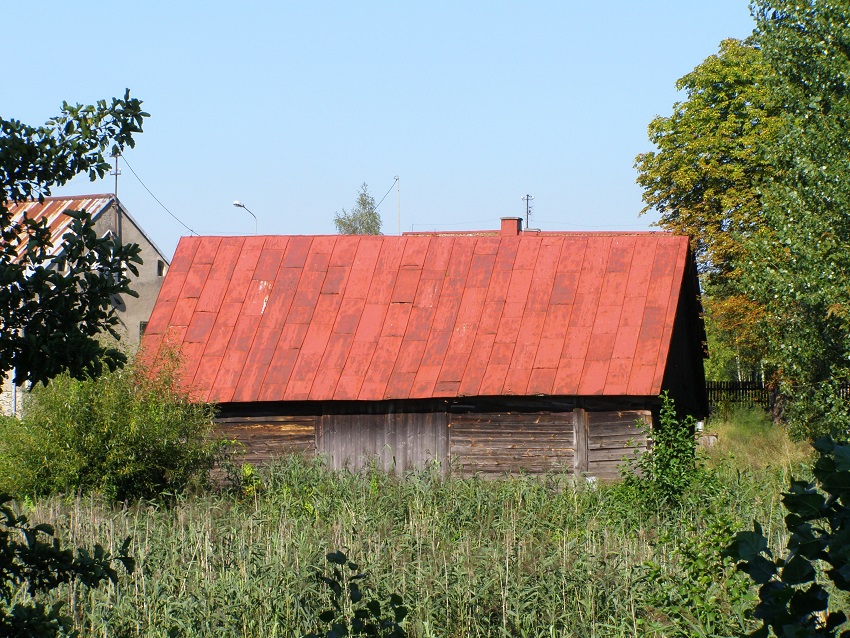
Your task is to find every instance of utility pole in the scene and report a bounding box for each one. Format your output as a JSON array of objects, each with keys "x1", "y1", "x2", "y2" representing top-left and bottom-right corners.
[{"x1": 522, "y1": 194, "x2": 534, "y2": 228}]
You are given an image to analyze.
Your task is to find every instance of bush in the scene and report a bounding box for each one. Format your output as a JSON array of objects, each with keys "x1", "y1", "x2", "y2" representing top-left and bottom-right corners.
[
  {"x1": 305, "y1": 550, "x2": 408, "y2": 638},
  {"x1": 0, "y1": 494, "x2": 133, "y2": 637},
  {"x1": 622, "y1": 391, "x2": 703, "y2": 504},
  {"x1": 726, "y1": 436, "x2": 850, "y2": 637},
  {"x1": 0, "y1": 353, "x2": 224, "y2": 501}
]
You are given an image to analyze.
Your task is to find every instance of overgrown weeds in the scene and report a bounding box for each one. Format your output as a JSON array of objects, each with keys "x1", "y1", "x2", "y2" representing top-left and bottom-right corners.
[{"x1": 8, "y1": 438, "x2": 797, "y2": 637}]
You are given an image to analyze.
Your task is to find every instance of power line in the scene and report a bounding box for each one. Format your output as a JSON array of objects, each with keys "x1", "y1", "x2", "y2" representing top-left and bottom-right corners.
[
  {"x1": 120, "y1": 156, "x2": 197, "y2": 236},
  {"x1": 374, "y1": 176, "x2": 398, "y2": 210}
]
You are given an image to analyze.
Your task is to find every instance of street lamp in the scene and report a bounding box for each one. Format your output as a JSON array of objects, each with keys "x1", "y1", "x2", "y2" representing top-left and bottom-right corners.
[{"x1": 233, "y1": 200, "x2": 257, "y2": 235}]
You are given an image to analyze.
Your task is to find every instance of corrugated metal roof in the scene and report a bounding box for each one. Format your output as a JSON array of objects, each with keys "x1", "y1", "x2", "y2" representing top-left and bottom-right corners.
[
  {"x1": 5, "y1": 194, "x2": 114, "y2": 261},
  {"x1": 143, "y1": 230, "x2": 693, "y2": 402}
]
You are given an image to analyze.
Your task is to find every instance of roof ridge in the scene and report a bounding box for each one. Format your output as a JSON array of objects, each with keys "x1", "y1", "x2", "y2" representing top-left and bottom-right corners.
[{"x1": 19, "y1": 193, "x2": 114, "y2": 202}]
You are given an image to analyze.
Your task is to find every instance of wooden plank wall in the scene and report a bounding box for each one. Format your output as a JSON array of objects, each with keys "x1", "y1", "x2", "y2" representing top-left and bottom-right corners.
[
  {"x1": 584, "y1": 410, "x2": 650, "y2": 481},
  {"x1": 448, "y1": 412, "x2": 575, "y2": 475},
  {"x1": 215, "y1": 405, "x2": 651, "y2": 480},
  {"x1": 318, "y1": 411, "x2": 449, "y2": 472},
  {"x1": 215, "y1": 416, "x2": 317, "y2": 465}
]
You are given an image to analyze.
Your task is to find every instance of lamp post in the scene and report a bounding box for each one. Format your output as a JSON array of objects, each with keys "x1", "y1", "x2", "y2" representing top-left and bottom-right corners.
[{"x1": 233, "y1": 200, "x2": 257, "y2": 234}]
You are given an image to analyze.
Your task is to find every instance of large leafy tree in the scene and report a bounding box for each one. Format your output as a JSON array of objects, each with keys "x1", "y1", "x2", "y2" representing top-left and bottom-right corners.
[
  {"x1": 333, "y1": 182, "x2": 382, "y2": 235},
  {"x1": 635, "y1": 39, "x2": 785, "y2": 381},
  {"x1": 745, "y1": 0, "x2": 850, "y2": 439},
  {"x1": 0, "y1": 90, "x2": 148, "y2": 387}
]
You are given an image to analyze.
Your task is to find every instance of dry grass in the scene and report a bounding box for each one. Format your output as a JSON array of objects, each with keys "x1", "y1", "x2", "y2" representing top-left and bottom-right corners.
[{"x1": 703, "y1": 405, "x2": 812, "y2": 471}]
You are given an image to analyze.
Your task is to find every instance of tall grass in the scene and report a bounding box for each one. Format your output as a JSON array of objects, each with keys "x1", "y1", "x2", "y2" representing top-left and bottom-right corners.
[
  {"x1": 15, "y1": 439, "x2": 801, "y2": 638},
  {"x1": 704, "y1": 404, "x2": 811, "y2": 471}
]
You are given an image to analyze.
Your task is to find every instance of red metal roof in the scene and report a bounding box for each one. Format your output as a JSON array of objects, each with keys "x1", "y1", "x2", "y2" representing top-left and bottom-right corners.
[
  {"x1": 5, "y1": 194, "x2": 114, "y2": 261},
  {"x1": 143, "y1": 230, "x2": 692, "y2": 403}
]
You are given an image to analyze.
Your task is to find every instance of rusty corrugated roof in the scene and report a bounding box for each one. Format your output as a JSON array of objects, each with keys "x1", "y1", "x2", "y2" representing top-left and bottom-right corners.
[
  {"x1": 4, "y1": 194, "x2": 114, "y2": 261},
  {"x1": 143, "y1": 229, "x2": 692, "y2": 403}
]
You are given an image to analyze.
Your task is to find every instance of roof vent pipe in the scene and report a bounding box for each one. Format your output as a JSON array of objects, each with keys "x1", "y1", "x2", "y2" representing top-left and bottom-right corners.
[{"x1": 501, "y1": 217, "x2": 523, "y2": 236}]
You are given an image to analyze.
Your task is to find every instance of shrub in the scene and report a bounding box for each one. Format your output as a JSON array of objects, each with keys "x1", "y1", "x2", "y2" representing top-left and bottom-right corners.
[
  {"x1": 0, "y1": 494, "x2": 133, "y2": 637},
  {"x1": 304, "y1": 550, "x2": 408, "y2": 638},
  {"x1": 622, "y1": 391, "x2": 703, "y2": 504},
  {"x1": 0, "y1": 352, "x2": 224, "y2": 501},
  {"x1": 725, "y1": 437, "x2": 850, "y2": 637}
]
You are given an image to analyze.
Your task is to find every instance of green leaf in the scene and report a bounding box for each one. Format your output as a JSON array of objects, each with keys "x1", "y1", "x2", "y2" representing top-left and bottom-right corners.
[
  {"x1": 727, "y1": 530, "x2": 769, "y2": 561},
  {"x1": 741, "y1": 555, "x2": 777, "y2": 584},
  {"x1": 832, "y1": 444, "x2": 850, "y2": 471},
  {"x1": 782, "y1": 492, "x2": 825, "y2": 518},
  {"x1": 781, "y1": 555, "x2": 816, "y2": 585},
  {"x1": 821, "y1": 470, "x2": 850, "y2": 496}
]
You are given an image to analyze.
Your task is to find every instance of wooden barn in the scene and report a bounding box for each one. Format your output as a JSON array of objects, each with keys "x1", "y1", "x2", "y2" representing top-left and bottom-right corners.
[{"x1": 142, "y1": 218, "x2": 707, "y2": 480}]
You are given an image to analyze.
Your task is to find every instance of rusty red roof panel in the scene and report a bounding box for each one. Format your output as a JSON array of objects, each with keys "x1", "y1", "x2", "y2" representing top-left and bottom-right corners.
[
  {"x1": 5, "y1": 195, "x2": 114, "y2": 262},
  {"x1": 143, "y1": 231, "x2": 695, "y2": 402}
]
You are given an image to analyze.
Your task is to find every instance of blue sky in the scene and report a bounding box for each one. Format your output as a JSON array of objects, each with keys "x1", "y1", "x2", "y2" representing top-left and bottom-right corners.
[{"x1": 4, "y1": 2, "x2": 756, "y2": 258}]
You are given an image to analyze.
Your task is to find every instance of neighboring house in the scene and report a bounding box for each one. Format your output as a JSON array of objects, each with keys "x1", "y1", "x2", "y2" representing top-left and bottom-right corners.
[
  {"x1": 143, "y1": 217, "x2": 707, "y2": 480},
  {"x1": 1, "y1": 194, "x2": 170, "y2": 415}
]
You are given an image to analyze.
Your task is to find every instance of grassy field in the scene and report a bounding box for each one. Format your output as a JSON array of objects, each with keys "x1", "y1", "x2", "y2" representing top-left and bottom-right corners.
[{"x1": 11, "y1": 407, "x2": 815, "y2": 637}]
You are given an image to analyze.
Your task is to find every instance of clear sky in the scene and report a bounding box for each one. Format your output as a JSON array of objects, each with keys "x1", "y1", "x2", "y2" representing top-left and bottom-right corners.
[{"x1": 3, "y1": 1, "x2": 757, "y2": 259}]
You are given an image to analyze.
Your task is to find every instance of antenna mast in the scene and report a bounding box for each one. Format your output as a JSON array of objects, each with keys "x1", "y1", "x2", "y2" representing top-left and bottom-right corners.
[
  {"x1": 396, "y1": 176, "x2": 400, "y2": 235},
  {"x1": 111, "y1": 151, "x2": 121, "y2": 198},
  {"x1": 522, "y1": 194, "x2": 534, "y2": 227}
]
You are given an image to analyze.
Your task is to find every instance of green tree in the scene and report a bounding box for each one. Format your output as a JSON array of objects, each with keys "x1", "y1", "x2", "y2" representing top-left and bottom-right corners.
[
  {"x1": 333, "y1": 183, "x2": 382, "y2": 235},
  {"x1": 0, "y1": 90, "x2": 148, "y2": 387},
  {"x1": 635, "y1": 39, "x2": 783, "y2": 381},
  {"x1": 745, "y1": 0, "x2": 850, "y2": 439}
]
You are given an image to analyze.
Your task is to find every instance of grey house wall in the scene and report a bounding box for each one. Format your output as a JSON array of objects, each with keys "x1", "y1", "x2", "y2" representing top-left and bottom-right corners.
[{"x1": 94, "y1": 200, "x2": 170, "y2": 346}]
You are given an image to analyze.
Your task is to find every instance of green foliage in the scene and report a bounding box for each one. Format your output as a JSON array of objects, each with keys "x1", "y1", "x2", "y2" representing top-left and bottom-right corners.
[
  {"x1": 623, "y1": 392, "x2": 702, "y2": 504},
  {"x1": 742, "y1": 0, "x2": 850, "y2": 439},
  {"x1": 0, "y1": 495, "x2": 133, "y2": 637},
  {"x1": 5, "y1": 446, "x2": 796, "y2": 637},
  {"x1": 726, "y1": 437, "x2": 850, "y2": 636},
  {"x1": 635, "y1": 39, "x2": 782, "y2": 380},
  {"x1": 640, "y1": 507, "x2": 754, "y2": 636},
  {"x1": 333, "y1": 183, "x2": 382, "y2": 235},
  {"x1": 305, "y1": 550, "x2": 408, "y2": 638},
  {"x1": 0, "y1": 353, "x2": 223, "y2": 501},
  {"x1": 0, "y1": 91, "x2": 148, "y2": 386},
  {"x1": 635, "y1": 38, "x2": 781, "y2": 285}
]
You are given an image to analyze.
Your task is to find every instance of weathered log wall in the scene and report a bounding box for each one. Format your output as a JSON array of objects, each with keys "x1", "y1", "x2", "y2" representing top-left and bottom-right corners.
[
  {"x1": 215, "y1": 401, "x2": 651, "y2": 479},
  {"x1": 216, "y1": 415, "x2": 317, "y2": 465},
  {"x1": 448, "y1": 412, "x2": 575, "y2": 475},
  {"x1": 585, "y1": 410, "x2": 650, "y2": 481}
]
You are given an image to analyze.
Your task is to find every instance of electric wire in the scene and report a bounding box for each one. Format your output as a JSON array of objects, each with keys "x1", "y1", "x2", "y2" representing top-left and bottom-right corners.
[
  {"x1": 374, "y1": 177, "x2": 398, "y2": 210},
  {"x1": 120, "y1": 156, "x2": 197, "y2": 235}
]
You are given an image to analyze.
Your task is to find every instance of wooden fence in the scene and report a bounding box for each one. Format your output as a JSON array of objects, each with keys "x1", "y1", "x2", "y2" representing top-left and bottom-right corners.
[
  {"x1": 706, "y1": 381, "x2": 770, "y2": 409},
  {"x1": 706, "y1": 380, "x2": 850, "y2": 411}
]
